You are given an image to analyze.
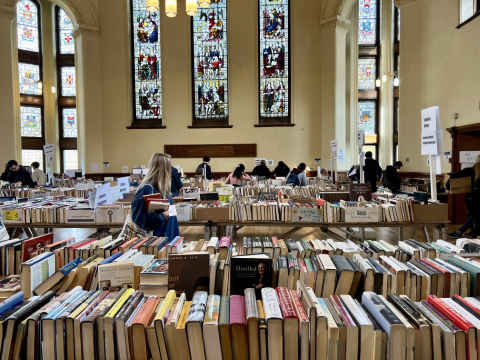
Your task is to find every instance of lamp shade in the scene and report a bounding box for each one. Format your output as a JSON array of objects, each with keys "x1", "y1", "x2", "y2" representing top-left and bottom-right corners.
[
  {"x1": 165, "y1": 0, "x2": 177, "y2": 17},
  {"x1": 199, "y1": 0, "x2": 210, "y2": 8},
  {"x1": 146, "y1": 0, "x2": 158, "y2": 11},
  {"x1": 186, "y1": 0, "x2": 197, "y2": 15}
]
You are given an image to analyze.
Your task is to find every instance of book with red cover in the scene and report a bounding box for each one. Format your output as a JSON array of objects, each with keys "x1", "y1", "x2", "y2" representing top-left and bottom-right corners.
[
  {"x1": 289, "y1": 290, "x2": 308, "y2": 322},
  {"x1": 275, "y1": 287, "x2": 298, "y2": 320},
  {"x1": 43, "y1": 237, "x2": 76, "y2": 251},
  {"x1": 230, "y1": 295, "x2": 246, "y2": 325},
  {"x1": 21, "y1": 233, "x2": 54, "y2": 262},
  {"x1": 230, "y1": 295, "x2": 248, "y2": 360},
  {"x1": 131, "y1": 296, "x2": 162, "y2": 359},
  {"x1": 421, "y1": 258, "x2": 451, "y2": 297},
  {"x1": 275, "y1": 287, "x2": 298, "y2": 359},
  {"x1": 119, "y1": 237, "x2": 140, "y2": 252},
  {"x1": 452, "y1": 295, "x2": 480, "y2": 319},
  {"x1": 329, "y1": 295, "x2": 356, "y2": 326},
  {"x1": 132, "y1": 237, "x2": 153, "y2": 250}
]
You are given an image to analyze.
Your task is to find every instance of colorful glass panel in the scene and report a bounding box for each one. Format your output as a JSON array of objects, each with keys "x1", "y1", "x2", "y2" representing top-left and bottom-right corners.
[
  {"x1": 259, "y1": 0, "x2": 289, "y2": 118},
  {"x1": 22, "y1": 149, "x2": 43, "y2": 170},
  {"x1": 19, "y1": 63, "x2": 42, "y2": 95},
  {"x1": 358, "y1": 58, "x2": 376, "y2": 90},
  {"x1": 358, "y1": 101, "x2": 377, "y2": 143},
  {"x1": 60, "y1": 67, "x2": 76, "y2": 96},
  {"x1": 132, "y1": 0, "x2": 162, "y2": 119},
  {"x1": 193, "y1": 0, "x2": 228, "y2": 119},
  {"x1": 63, "y1": 150, "x2": 78, "y2": 170},
  {"x1": 62, "y1": 108, "x2": 77, "y2": 137},
  {"x1": 20, "y1": 106, "x2": 42, "y2": 137},
  {"x1": 17, "y1": 0, "x2": 39, "y2": 52},
  {"x1": 58, "y1": 8, "x2": 74, "y2": 54},
  {"x1": 358, "y1": 0, "x2": 377, "y2": 45}
]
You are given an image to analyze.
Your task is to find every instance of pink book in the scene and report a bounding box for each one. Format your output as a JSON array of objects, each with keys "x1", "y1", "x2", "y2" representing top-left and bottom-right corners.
[
  {"x1": 271, "y1": 237, "x2": 279, "y2": 247},
  {"x1": 229, "y1": 295, "x2": 246, "y2": 325},
  {"x1": 218, "y1": 236, "x2": 231, "y2": 248}
]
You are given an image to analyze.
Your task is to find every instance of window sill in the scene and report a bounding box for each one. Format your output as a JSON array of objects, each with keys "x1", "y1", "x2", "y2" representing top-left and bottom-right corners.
[
  {"x1": 187, "y1": 125, "x2": 233, "y2": 129},
  {"x1": 127, "y1": 119, "x2": 165, "y2": 129},
  {"x1": 256, "y1": 117, "x2": 293, "y2": 127},
  {"x1": 457, "y1": 12, "x2": 480, "y2": 29},
  {"x1": 189, "y1": 118, "x2": 231, "y2": 128},
  {"x1": 254, "y1": 123, "x2": 295, "y2": 127}
]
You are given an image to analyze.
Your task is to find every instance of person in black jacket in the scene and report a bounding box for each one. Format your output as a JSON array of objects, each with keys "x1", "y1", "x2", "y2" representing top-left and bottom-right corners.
[
  {"x1": 170, "y1": 166, "x2": 183, "y2": 197},
  {"x1": 0, "y1": 164, "x2": 14, "y2": 182},
  {"x1": 363, "y1": 151, "x2": 382, "y2": 193},
  {"x1": 196, "y1": 157, "x2": 212, "y2": 180},
  {"x1": 252, "y1": 160, "x2": 271, "y2": 179},
  {"x1": 271, "y1": 161, "x2": 290, "y2": 178},
  {"x1": 6, "y1": 160, "x2": 35, "y2": 188},
  {"x1": 383, "y1": 161, "x2": 403, "y2": 192}
]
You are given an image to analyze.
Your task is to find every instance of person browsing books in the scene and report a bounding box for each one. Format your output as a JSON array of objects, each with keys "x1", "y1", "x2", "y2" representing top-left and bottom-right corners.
[
  {"x1": 271, "y1": 160, "x2": 290, "y2": 178},
  {"x1": 6, "y1": 160, "x2": 35, "y2": 188},
  {"x1": 383, "y1": 161, "x2": 403, "y2": 192},
  {"x1": 251, "y1": 160, "x2": 271, "y2": 179},
  {"x1": 195, "y1": 156, "x2": 212, "y2": 180},
  {"x1": 363, "y1": 152, "x2": 382, "y2": 192},
  {"x1": 131, "y1": 153, "x2": 180, "y2": 239},
  {"x1": 225, "y1": 164, "x2": 251, "y2": 187},
  {"x1": 31, "y1": 161, "x2": 46, "y2": 186},
  {"x1": 286, "y1": 163, "x2": 307, "y2": 186}
]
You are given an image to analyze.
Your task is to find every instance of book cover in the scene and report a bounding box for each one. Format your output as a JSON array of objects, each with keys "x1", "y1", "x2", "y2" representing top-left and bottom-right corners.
[
  {"x1": 141, "y1": 259, "x2": 168, "y2": 275},
  {"x1": 168, "y1": 253, "x2": 210, "y2": 300},
  {"x1": 21, "y1": 233, "x2": 54, "y2": 262},
  {"x1": 204, "y1": 294, "x2": 220, "y2": 326},
  {"x1": 98, "y1": 262, "x2": 135, "y2": 290},
  {"x1": 186, "y1": 291, "x2": 208, "y2": 322},
  {"x1": 0, "y1": 275, "x2": 20, "y2": 296},
  {"x1": 230, "y1": 295, "x2": 246, "y2": 325},
  {"x1": 231, "y1": 255, "x2": 273, "y2": 298}
]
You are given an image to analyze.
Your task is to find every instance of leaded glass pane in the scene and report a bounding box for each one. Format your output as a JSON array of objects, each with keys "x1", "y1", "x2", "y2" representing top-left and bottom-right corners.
[
  {"x1": 193, "y1": 0, "x2": 228, "y2": 119},
  {"x1": 396, "y1": 9, "x2": 400, "y2": 41},
  {"x1": 259, "y1": 0, "x2": 289, "y2": 118},
  {"x1": 17, "y1": 0, "x2": 39, "y2": 52},
  {"x1": 132, "y1": 0, "x2": 162, "y2": 119},
  {"x1": 358, "y1": 0, "x2": 377, "y2": 45},
  {"x1": 19, "y1": 63, "x2": 42, "y2": 95},
  {"x1": 20, "y1": 106, "x2": 42, "y2": 137},
  {"x1": 58, "y1": 8, "x2": 74, "y2": 54},
  {"x1": 62, "y1": 108, "x2": 77, "y2": 137},
  {"x1": 358, "y1": 101, "x2": 377, "y2": 143},
  {"x1": 63, "y1": 150, "x2": 78, "y2": 171},
  {"x1": 358, "y1": 58, "x2": 376, "y2": 90},
  {"x1": 60, "y1": 67, "x2": 76, "y2": 96},
  {"x1": 22, "y1": 149, "x2": 43, "y2": 171}
]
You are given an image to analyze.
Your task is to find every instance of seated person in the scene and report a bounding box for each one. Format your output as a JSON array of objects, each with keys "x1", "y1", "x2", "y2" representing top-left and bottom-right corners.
[
  {"x1": 252, "y1": 160, "x2": 271, "y2": 179},
  {"x1": 383, "y1": 161, "x2": 403, "y2": 192},
  {"x1": 225, "y1": 164, "x2": 251, "y2": 187}
]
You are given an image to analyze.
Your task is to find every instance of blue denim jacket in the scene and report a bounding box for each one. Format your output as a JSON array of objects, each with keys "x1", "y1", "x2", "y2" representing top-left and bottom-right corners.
[{"x1": 131, "y1": 184, "x2": 180, "y2": 239}]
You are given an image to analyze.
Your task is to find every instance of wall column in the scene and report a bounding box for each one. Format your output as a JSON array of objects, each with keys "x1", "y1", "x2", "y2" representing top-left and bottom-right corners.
[
  {"x1": 320, "y1": 15, "x2": 351, "y2": 171},
  {"x1": 73, "y1": 26, "x2": 103, "y2": 174}
]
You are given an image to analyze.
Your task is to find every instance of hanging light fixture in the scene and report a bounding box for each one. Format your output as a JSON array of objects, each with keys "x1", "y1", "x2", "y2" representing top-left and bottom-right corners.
[
  {"x1": 186, "y1": 0, "x2": 197, "y2": 16},
  {"x1": 165, "y1": 0, "x2": 177, "y2": 17},
  {"x1": 146, "y1": 0, "x2": 158, "y2": 12},
  {"x1": 37, "y1": 80, "x2": 43, "y2": 91},
  {"x1": 51, "y1": 86, "x2": 56, "y2": 94},
  {"x1": 199, "y1": 0, "x2": 210, "y2": 8}
]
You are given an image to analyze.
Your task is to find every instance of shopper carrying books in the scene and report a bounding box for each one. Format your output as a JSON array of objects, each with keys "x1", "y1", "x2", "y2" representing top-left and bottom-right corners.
[
  {"x1": 271, "y1": 160, "x2": 290, "y2": 178},
  {"x1": 131, "y1": 153, "x2": 180, "y2": 239},
  {"x1": 383, "y1": 161, "x2": 403, "y2": 192},
  {"x1": 6, "y1": 160, "x2": 35, "y2": 188},
  {"x1": 225, "y1": 164, "x2": 251, "y2": 187},
  {"x1": 363, "y1": 152, "x2": 382, "y2": 192},
  {"x1": 31, "y1": 161, "x2": 46, "y2": 186},
  {"x1": 252, "y1": 160, "x2": 271, "y2": 179}
]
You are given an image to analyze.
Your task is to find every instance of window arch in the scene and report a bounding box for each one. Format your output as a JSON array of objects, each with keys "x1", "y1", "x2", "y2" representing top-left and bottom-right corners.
[
  {"x1": 191, "y1": 0, "x2": 229, "y2": 127},
  {"x1": 259, "y1": 0, "x2": 290, "y2": 125}
]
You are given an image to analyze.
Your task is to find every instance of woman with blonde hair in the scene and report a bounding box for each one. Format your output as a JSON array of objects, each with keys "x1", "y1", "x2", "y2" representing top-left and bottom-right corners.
[{"x1": 131, "y1": 153, "x2": 180, "y2": 239}]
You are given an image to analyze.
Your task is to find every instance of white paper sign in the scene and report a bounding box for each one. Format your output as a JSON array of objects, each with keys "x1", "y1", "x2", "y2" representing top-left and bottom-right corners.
[
  {"x1": 338, "y1": 148, "x2": 345, "y2": 163},
  {"x1": 421, "y1": 106, "x2": 440, "y2": 132},
  {"x1": 266, "y1": 160, "x2": 274, "y2": 166},
  {"x1": 94, "y1": 183, "x2": 111, "y2": 209},
  {"x1": 168, "y1": 205, "x2": 177, "y2": 217},
  {"x1": 91, "y1": 163, "x2": 98, "y2": 172},
  {"x1": 444, "y1": 151, "x2": 451, "y2": 163},
  {"x1": 43, "y1": 144, "x2": 54, "y2": 164},
  {"x1": 421, "y1": 130, "x2": 443, "y2": 155},
  {"x1": 132, "y1": 168, "x2": 142, "y2": 174},
  {"x1": 118, "y1": 177, "x2": 129, "y2": 195},
  {"x1": 356, "y1": 130, "x2": 365, "y2": 146},
  {"x1": 460, "y1": 151, "x2": 480, "y2": 164},
  {"x1": 183, "y1": 188, "x2": 200, "y2": 199},
  {"x1": 0, "y1": 218, "x2": 9, "y2": 241},
  {"x1": 330, "y1": 139, "x2": 338, "y2": 153},
  {"x1": 314, "y1": 158, "x2": 321, "y2": 165},
  {"x1": 255, "y1": 158, "x2": 267, "y2": 166},
  {"x1": 327, "y1": 159, "x2": 332, "y2": 167}
]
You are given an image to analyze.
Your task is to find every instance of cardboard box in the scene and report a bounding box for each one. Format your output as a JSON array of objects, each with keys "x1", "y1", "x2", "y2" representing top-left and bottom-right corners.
[
  {"x1": 95, "y1": 206, "x2": 126, "y2": 224},
  {"x1": 195, "y1": 207, "x2": 229, "y2": 221},
  {"x1": 65, "y1": 209, "x2": 96, "y2": 224},
  {"x1": 345, "y1": 207, "x2": 380, "y2": 223},
  {"x1": 292, "y1": 207, "x2": 323, "y2": 222},
  {"x1": 0, "y1": 209, "x2": 24, "y2": 223},
  {"x1": 413, "y1": 203, "x2": 448, "y2": 221},
  {"x1": 449, "y1": 177, "x2": 472, "y2": 195}
]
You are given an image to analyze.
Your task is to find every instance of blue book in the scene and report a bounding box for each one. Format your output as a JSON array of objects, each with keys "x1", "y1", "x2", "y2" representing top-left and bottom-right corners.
[
  {"x1": 0, "y1": 292, "x2": 24, "y2": 316},
  {"x1": 44, "y1": 289, "x2": 87, "y2": 320},
  {"x1": 99, "y1": 251, "x2": 124, "y2": 265}
]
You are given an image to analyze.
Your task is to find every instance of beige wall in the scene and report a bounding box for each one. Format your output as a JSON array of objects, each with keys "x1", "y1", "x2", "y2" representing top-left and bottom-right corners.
[{"x1": 398, "y1": 0, "x2": 480, "y2": 173}]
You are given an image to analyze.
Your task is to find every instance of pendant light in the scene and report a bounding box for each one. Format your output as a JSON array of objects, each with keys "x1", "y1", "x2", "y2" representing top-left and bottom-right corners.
[
  {"x1": 165, "y1": 0, "x2": 177, "y2": 17},
  {"x1": 199, "y1": 0, "x2": 210, "y2": 8},
  {"x1": 37, "y1": 80, "x2": 43, "y2": 91},
  {"x1": 186, "y1": 0, "x2": 197, "y2": 16},
  {"x1": 146, "y1": 0, "x2": 158, "y2": 12}
]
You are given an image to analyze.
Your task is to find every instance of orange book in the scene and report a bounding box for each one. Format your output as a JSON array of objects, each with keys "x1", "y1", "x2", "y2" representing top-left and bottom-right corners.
[
  {"x1": 131, "y1": 296, "x2": 162, "y2": 360},
  {"x1": 119, "y1": 237, "x2": 139, "y2": 252},
  {"x1": 132, "y1": 237, "x2": 152, "y2": 250}
]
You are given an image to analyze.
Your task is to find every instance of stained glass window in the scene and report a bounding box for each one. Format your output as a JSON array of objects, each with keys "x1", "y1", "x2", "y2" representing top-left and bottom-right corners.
[
  {"x1": 60, "y1": 66, "x2": 76, "y2": 96},
  {"x1": 396, "y1": 9, "x2": 400, "y2": 42},
  {"x1": 132, "y1": 0, "x2": 162, "y2": 120},
  {"x1": 17, "y1": 0, "x2": 39, "y2": 52},
  {"x1": 358, "y1": 0, "x2": 377, "y2": 45},
  {"x1": 259, "y1": 0, "x2": 289, "y2": 118},
  {"x1": 63, "y1": 150, "x2": 78, "y2": 170},
  {"x1": 20, "y1": 106, "x2": 42, "y2": 137},
  {"x1": 58, "y1": 8, "x2": 74, "y2": 54},
  {"x1": 358, "y1": 101, "x2": 377, "y2": 143},
  {"x1": 22, "y1": 149, "x2": 43, "y2": 170},
  {"x1": 358, "y1": 58, "x2": 376, "y2": 90},
  {"x1": 62, "y1": 108, "x2": 77, "y2": 137},
  {"x1": 19, "y1": 63, "x2": 42, "y2": 95},
  {"x1": 193, "y1": 0, "x2": 228, "y2": 119}
]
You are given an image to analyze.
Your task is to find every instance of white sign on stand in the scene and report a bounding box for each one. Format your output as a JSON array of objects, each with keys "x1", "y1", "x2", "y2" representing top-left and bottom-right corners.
[
  {"x1": 43, "y1": 144, "x2": 54, "y2": 164},
  {"x1": 421, "y1": 106, "x2": 440, "y2": 131},
  {"x1": 0, "y1": 218, "x2": 9, "y2": 241},
  {"x1": 118, "y1": 177, "x2": 129, "y2": 196},
  {"x1": 421, "y1": 106, "x2": 442, "y2": 201},
  {"x1": 356, "y1": 130, "x2": 365, "y2": 147},
  {"x1": 356, "y1": 131, "x2": 365, "y2": 183},
  {"x1": 338, "y1": 148, "x2": 345, "y2": 163},
  {"x1": 421, "y1": 131, "x2": 443, "y2": 155},
  {"x1": 330, "y1": 139, "x2": 338, "y2": 153},
  {"x1": 94, "y1": 183, "x2": 111, "y2": 209}
]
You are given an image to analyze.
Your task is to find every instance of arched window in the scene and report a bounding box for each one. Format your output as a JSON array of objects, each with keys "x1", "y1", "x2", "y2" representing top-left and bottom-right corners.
[
  {"x1": 17, "y1": 0, "x2": 45, "y2": 170},
  {"x1": 56, "y1": 7, "x2": 78, "y2": 172},
  {"x1": 131, "y1": 0, "x2": 163, "y2": 127},
  {"x1": 191, "y1": 0, "x2": 229, "y2": 127},
  {"x1": 259, "y1": 0, "x2": 290, "y2": 125}
]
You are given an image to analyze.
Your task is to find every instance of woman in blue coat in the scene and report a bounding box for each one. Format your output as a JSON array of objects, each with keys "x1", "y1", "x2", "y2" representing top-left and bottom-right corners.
[{"x1": 131, "y1": 153, "x2": 180, "y2": 239}]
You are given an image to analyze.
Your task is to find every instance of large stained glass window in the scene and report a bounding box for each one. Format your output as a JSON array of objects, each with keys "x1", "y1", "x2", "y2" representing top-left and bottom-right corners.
[
  {"x1": 60, "y1": 67, "x2": 76, "y2": 96},
  {"x1": 358, "y1": 58, "x2": 376, "y2": 90},
  {"x1": 259, "y1": 0, "x2": 289, "y2": 119},
  {"x1": 17, "y1": 0, "x2": 39, "y2": 52},
  {"x1": 132, "y1": 0, "x2": 162, "y2": 120},
  {"x1": 22, "y1": 149, "x2": 43, "y2": 170},
  {"x1": 192, "y1": 0, "x2": 228, "y2": 119},
  {"x1": 58, "y1": 8, "x2": 74, "y2": 54},
  {"x1": 358, "y1": 101, "x2": 377, "y2": 143},
  {"x1": 63, "y1": 150, "x2": 78, "y2": 170},
  {"x1": 62, "y1": 108, "x2": 77, "y2": 137},
  {"x1": 20, "y1": 106, "x2": 42, "y2": 137},
  {"x1": 19, "y1": 63, "x2": 42, "y2": 95},
  {"x1": 358, "y1": 0, "x2": 377, "y2": 45}
]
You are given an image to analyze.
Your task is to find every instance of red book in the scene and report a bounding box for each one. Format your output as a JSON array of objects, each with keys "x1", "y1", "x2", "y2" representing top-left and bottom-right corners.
[
  {"x1": 297, "y1": 258, "x2": 308, "y2": 274},
  {"x1": 271, "y1": 237, "x2": 279, "y2": 247},
  {"x1": 230, "y1": 295, "x2": 246, "y2": 325},
  {"x1": 131, "y1": 296, "x2": 162, "y2": 359},
  {"x1": 218, "y1": 236, "x2": 231, "y2": 248},
  {"x1": 119, "y1": 237, "x2": 139, "y2": 252},
  {"x1": 275, "y1": 287, "x2": 299, "y2": 359},
  {"x1": 230, "y1": 295, "x2": 248, "y2": 360},
  {"x1": 421, "y1": 258, "x2": 451, "y2": 296},
  {"x1": 453, "y1": 295, "x2": 480, "y2": 316},
  {"x1": 289, "y1": 290, "x2": 308, "y2": 322},
  {"x1": 68, "y1": 238, "x2": 95, "y2": 250},
  {"x1": 329, "y1": 295, "x2": 356, "y2": 326},
  {"x1": 132, "y1": 296, "x2": 161, "y2": 325},
  {"x1": 21, "y1": 233, "x2": 54, "y2": 262},
  {"x1": 43, "y1": 237, "x2": 76, "y2": 251},
  {"x1": 132, "y1": 237, "x2": 152, "y2": 250},
  {"x1": 275, "y1": 287, "x2": 297, "y2": 319}
]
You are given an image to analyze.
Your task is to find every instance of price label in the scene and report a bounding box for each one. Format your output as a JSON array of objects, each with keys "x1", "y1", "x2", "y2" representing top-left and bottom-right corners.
[{"x1": 5, "y1": 211, "x2": 19, "y2": 221}]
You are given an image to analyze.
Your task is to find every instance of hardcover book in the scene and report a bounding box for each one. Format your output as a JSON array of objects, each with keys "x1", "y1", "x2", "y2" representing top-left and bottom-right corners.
[
  {"x1": 168, "y1": 252, "x2": 210, "y2": 300},
  {"x1": 230, "y1": 254, "x2": 273, "y2": 299}
]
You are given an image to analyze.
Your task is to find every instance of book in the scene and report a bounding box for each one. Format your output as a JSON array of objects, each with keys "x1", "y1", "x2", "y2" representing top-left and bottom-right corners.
[
  {"x1": 219, "y1": 296, "x2": 233, "y2": 360},
  {"x1": 21, "y1": 233, "x2": 54, "y2": 262},
  {"x1": 20, "y1": 252, "x2": 56, "y2": 298},
  {"x1": 186, "y1": 291, "x2": 208, "y2": 360},
  {"x1": 261, "y1": 287, "x2": 283, "y2": 360},
  {"x1": 98, "y1": 262, "x2": 135, "y2": 290},
  {"x1": 0, "y1": 276, "x2": 20, "y2": 299},
  {"x1": 140, "y1": 259, "x2": 168, "y2": 285},
  {"x1": 33, "y1": 257, "x2": 83, "y2": 296},
  {"x1": 203, "y1": 294, "x2": 222, "y2": 360},
  {"x1": 276, "y1": 287, "x2": 299, "y2": 360},
  {"x1": 244, "y1": 288, "x2": 259, "y2": 360},
  {"x1": 230, "y1": 294, "x2": 248, "y2": 360},
  {"x1": 168, "y1": 253, "x2": 210, "y2": 300},
  {"x1": 230, "y1": 254, "x2": 273, "y2": 299},
  {"x1": 131, "y1": 296, "x2": 161, "y2": 360}
]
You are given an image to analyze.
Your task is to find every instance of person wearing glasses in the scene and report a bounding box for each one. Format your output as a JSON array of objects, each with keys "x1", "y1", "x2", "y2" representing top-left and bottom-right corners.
[{"x1": 6, "y1": 160, "x2": 35, "y2": 188}]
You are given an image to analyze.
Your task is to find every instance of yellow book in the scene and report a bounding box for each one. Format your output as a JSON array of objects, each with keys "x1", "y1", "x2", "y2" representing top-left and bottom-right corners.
[
  {"x1": 257, "y1": 300, "x2": 266, "y2": 324},
  {"x1": 154, "y1": 290, "x2": 176, "y2": 323},
  {"x1": 104, "y1": 288, "x2": 135, "y2": 318},
  {"x1": 176, "y1": 301, "x2": 192, "y2": 330}
]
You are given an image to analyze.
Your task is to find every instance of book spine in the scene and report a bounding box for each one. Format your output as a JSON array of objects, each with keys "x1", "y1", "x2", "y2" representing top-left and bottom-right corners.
[
  {"x1": 275, "y1": 287, "x2": 297, "y2": 319},
  {"x1": 428, "y1": 295, "x2": 475, "y2": 331},
  {"x1": 261, "y1": 288, "x2": 283, "y2": 320},
  {"x1": 204, "y1": 294, "x2": 221, "y2": 325},
  {"x1": 219, "y1": 297, "x2": 230, "y2": 326},
  {"x1": 133, "y1": 296, "x2": 161, "y2": 326},
  {"x1": 229, "y1": 295, "x2": 246, "y2": 325},
  {"x1": 290, "y1": 290, "x2": 308, "y2": 321},
  {"x1": 59, "y1": 257, "x2": 83, "y2": 275},
  {"x1": 244, "y1": 289, "x2": 258, "y2": 319}
]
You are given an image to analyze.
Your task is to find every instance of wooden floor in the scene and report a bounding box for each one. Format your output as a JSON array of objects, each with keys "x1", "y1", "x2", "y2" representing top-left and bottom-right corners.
[{"x1": 16, "y1": 223, "x2": 461, "y2": 246}]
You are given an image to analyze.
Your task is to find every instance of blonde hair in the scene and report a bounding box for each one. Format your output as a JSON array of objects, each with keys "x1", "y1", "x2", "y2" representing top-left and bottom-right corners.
[
  {"x1": 474, "y1": 155, "x2": 480, "y2": 182},
  {"x1": 139, "y1": 153, "x2": 172, "y2": 197}
]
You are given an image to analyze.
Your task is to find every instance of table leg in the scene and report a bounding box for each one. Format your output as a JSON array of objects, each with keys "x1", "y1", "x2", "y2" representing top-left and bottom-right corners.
[
  {"x1": 409, "y1": 227, "x2": 416, "y2": 239},
  {"x1": 359, "y1": 227, "x2": 365, "y2": 242},
  {"x1": 432, "y1": 228, "x2": 440, "y2": 241},
  {"x1": 398, "y1": 227, "x2": 404, "y2": 242},
  {"x1": 441, "y1": 227, "x2": 448, "y2": 241},
  {"x1": 422, "y1": 227, "x2": 430, "y2": 243}
]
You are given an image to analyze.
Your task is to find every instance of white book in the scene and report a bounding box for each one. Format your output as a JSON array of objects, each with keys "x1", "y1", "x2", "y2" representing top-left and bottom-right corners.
[{"x1": 261, "y1": 287, "x2": 283, "y2": 360}]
